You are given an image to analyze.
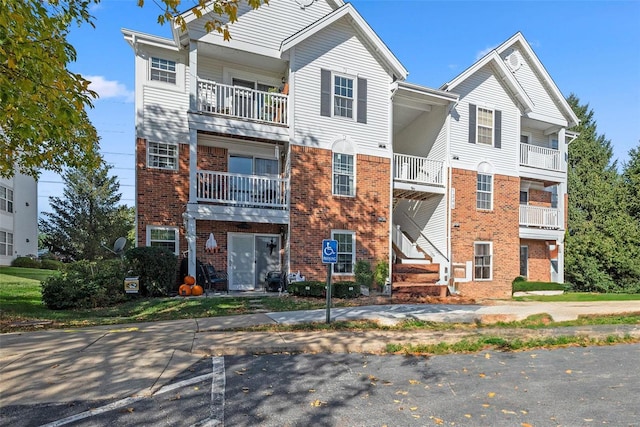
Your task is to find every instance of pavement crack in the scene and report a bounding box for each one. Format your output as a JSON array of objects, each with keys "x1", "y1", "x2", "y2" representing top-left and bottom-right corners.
[{"x1": 79, "y1": 333, "x2": 109, "y2": 352}]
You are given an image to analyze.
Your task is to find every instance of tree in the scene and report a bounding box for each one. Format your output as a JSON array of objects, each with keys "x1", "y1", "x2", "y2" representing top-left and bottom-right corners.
[
  {"x1": 622, "y1": 143, "x2": 640, "y2": 222},
  {"x1": 1, "y1": 0, "x2": 267, "y2": 178},
  {"x1": 565, "y1": 95, "x2": 640, "y2": 292},
  {"x1": 39, "y1": 160, "x2": 134, "y2": 261}
]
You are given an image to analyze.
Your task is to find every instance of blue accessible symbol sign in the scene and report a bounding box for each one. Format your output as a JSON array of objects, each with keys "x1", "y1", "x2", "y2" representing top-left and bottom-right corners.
[{"x1": 322, "y1": 239, "x2": 338, "y2": 264}]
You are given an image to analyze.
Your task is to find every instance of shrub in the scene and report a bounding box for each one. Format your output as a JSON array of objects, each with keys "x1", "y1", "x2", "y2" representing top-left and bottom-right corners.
[
  {"x1": 512, "y1": 280, "x2": 565, "y2": 293},
  {"x1": 40, "y1": 259, "x2": 65, "y2": 271},
  {"x1": 374, "y1": 260, "x2": 389, "y2": 290},
  {"x1": 333, "y1": 281, "x2": 360, "y2": 299},
  {"x1": 41, "y1": 259, "x2": 128, "y2": 309},
  {"x1": 354, "y1": 260, "x2": 373, "y2": 289},
  {"x1": 125, "y1": 246, "x2": 178, "y2": 297},
  {"x1": 288, "y1": 281, "x2": 325, "y2": 297},
  {"x1": 12, "y1": 256, "x2": 41, "y2": 269}
]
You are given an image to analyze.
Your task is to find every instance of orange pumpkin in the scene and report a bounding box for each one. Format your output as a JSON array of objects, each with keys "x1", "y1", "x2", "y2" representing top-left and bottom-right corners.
[
  {"x1": 184, "y1": 275, "x2": 196, "y2": 285},
  {"x1": 191, "y1": 285, "x2": 204, "y2": 296},
  {"x1": 179, "y1": 284, "x2": 192, "y2": 296}
]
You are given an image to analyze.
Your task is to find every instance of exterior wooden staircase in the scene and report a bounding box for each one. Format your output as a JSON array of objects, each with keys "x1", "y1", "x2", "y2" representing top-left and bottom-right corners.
[{"x1": 392, "y1": 263, "x2": 448, "y2": 297}]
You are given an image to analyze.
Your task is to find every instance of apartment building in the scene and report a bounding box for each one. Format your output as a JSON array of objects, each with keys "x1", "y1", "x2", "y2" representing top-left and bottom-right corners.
[
  {"x1": 124, "y1": 0, "x2": 577, "y2": 298},
  {"x1": 0, "y1": 172, "x2": 38, "y2": 266}
]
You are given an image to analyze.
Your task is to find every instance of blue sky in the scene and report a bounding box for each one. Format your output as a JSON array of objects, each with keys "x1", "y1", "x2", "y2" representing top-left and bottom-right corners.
[{"x1": 38, "y1": 0, "x2": 640, "y2": 215}]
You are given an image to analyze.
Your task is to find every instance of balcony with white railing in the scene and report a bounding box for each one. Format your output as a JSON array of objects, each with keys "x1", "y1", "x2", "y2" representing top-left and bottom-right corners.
[
  {"x1": 197, "y1": 170, "x2": 289, "y2": 210},
  {"x1": 519, "y1": 205, "x2": 560, "y2": 229},
  {"x1": 197, "y1": 79, "x2": 288, "y2": 126},
  {"x1": 393, "y1": 153, "x2": 445, "y2": 199},
  {"x1": 520, "y1": 143, "x2": 564, "y2": 172}
]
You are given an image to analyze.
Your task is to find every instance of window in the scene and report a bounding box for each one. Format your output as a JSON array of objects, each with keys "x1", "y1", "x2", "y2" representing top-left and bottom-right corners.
[
  {"x1": 333, "y1": 75, "x2": 354, "y2": 118},
  {"x1": 333, "y1": 153, "x2": 355, "y2": 196},
  {"x1": 477, "y1": 107, "x2": 494, "y2": 145},
  {"x1": 519, "y1": 190, "x2": 529, "y2": 205},
  {"x1": 147, "y1": 227, "x2": 179, "y2": 255},
  {"x1": 520, "y1": 246, "x2": 528, "y2": 277},
  {"x1": 148, "y1": 142, "x2": 178, "y2": 170},
  {"x1": 520, "y1": 134, "x2": 530, "y2": 144},
  {"x1": 332, "y1": 231, "x2": 355, "y2": 274},
  {"x1": 474, "y1": 242, "x2": 492, "y2": 280},
  {"x1": 150, "y1": 57, "x2": 176, "y2": 84},
  {"x1": 476, "y1": 173, "x2": 493, "y2": 210},
  {"x1": 0, "y1": 231, "x2": 13, "y2": 256},
  {"x1": 0, "y1": 186, "x2": 13, "y2": 213}
]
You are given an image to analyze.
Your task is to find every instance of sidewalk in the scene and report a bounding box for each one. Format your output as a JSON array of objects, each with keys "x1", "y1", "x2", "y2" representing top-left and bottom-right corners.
[{"x1": 1, "y1": 301, "x2": 639, "y2": 407}]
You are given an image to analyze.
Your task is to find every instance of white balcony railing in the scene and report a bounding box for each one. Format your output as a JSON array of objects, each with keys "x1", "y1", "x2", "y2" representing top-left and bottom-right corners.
[
  {"x1": 393, "y1": 154, "x2": 444, "y2": 186},
  {"x1": 197, "y1": 170, "x2": 288, "y2": 209},
  {"x1": 519, "y1": 205, "x2": 560, "y2": 229},
  {"x1": 197, "y1": 78, "x2": 288, "y2": 126},
  {"x1": 520, "y1": 143, "x2": 564, "y2": 172}
]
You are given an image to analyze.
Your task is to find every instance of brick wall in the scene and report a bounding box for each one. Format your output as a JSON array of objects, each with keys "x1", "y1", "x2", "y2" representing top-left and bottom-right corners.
[
  {"x1": 528, "y1": 189, "x2": 552, "y2": 207},
  {"x1": 521, "y1": 239, "x2": 550, "y2": 282},
  {"x1": 289, "y1": 145, "x2": 390, "y2": 281},
  {"x1": 451, "y1": 168, "x2": 520, "y2": 299}
]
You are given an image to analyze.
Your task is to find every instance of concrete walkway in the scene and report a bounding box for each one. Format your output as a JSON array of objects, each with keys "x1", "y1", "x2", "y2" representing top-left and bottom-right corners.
[{"x1": 1, "y1": 301, "x2": 639, "y2": 407}]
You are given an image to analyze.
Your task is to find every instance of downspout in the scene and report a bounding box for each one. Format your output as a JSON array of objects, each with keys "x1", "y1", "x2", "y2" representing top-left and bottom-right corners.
[
  {"x1": 388, "y1": 82, "x2": 399, "y2": 292},
  {"x1": 186, "y1": 40, "x2": 198, "y2": 279},
  {"x1": 446, "y1": 99, "x2": 459, "y2": 291}
]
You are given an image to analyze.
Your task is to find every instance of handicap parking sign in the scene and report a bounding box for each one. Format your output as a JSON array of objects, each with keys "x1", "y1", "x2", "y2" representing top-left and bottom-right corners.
[{"x1": 322, "y1": 239, "x2": 338, "y2": 264}]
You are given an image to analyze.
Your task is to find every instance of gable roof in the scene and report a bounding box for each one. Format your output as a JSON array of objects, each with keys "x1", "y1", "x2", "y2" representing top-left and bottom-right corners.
[
  {"x1": 441, "y1": 49, "x2": 534, "y2": 114},
  {"x1": 280, "y1": 3, "x2": 408, "y2": 80},
  {"x1": 441, "y1": 32, "x2": 578, "y2": 127}
]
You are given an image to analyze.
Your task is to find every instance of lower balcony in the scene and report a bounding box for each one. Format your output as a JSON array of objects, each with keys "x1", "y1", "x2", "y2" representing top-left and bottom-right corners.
[
  {"x1": 393, "y1": 153, "x2": 446, "y2": 200},
  {"x1": 519, "y1": 205, "x2": 560, "y2": 229}
]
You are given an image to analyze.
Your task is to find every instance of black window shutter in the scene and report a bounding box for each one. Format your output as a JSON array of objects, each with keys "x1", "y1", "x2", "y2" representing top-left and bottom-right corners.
[
  {"x1": 468, "y1": 104, "x2": 476, "y2": 144},
  {"x1": 357, "y1": 77, "x2": 367, "y2": 124},
  {"x1": 320, "y1": 69, "x2": 331, "y2": 117},
  {"x1": 494, "y1": 110, "x2": 502, "y2": 148}
]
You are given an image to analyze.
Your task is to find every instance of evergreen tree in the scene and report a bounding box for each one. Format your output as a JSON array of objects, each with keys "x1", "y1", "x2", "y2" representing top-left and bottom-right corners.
[
  {"x1": 39, "y1": 161, "x2": 134, "y2": 261},
  {"x1": 565, "y1": 95, "x2": 640, "y2": 292},
  {"x1": 622, "y1": 143, "x2": 640, "y2": 223}
]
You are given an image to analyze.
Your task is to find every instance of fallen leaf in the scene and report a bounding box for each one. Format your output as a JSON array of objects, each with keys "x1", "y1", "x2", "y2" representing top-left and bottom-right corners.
[
  {"x1": 193, "y1": 386, "x2": 199, "y2": 391},
  {"x1": 395, "y1": 390, "x2": 408, "y2": 395},
  {"x1": 501, "y1": 409, "x2": 516, "y2": 415},
  {"x1": 566, "y1": 370, "x2": 572, "y2": 374},
  {"x1": 409, "y1": 379, "x2": 420, "y2": 385},
  {"x1": 520, "y1": 410, "x2": 528, "y2": 414},
  {"x1": 310, "y1": 399, "x2": 326, "y2": 407},
  {"x1": 369, "y1": 375, "x2": 378, "y2": 381},
  {"x1": 170, "y1": 394, "x2": 181, "y2": 401},
  {"x1": 530, "y1": 354, "x2": 537, "y2": 358},
  {"x1": 521, "y1": 423, "x2": 533, "y2": 427},
  {"x1": 430, "y1": 416, "x2": 444, "y2": 425},
  {"x1": 462, "y1": 368, "x2": 468, "y2": 373},
  {"x1": 126, "y1": 407, "x2": 134, "y2": 413},
  {"x1": 263, "y1": 391, "x2": 273, "y2": 396},
  {"x1": 583, "y1": 419, "x2": 593, "y2": 422},
  {"x1": 393, "y1": 399, "x2": 401, "y2": 403},
  {"x1": 410, "y1": 407, "x2": 418, "y2": 411},
  {"x1": 482, "y1": 404, "x2": 490, "y2": 408},
  {"x1": 464, "y1": 414, "x2": 472, "y2": 418},
  {"x1": 234, "y1": 370, "x2": 245, "y2": 375},
  {"x1": 487, "y1": 392, "x2": 496, "y2": 398},
  {"x1": 308, "y1": 389, "x2": 316, "y2": 393},
  {"x1": 383, "y1": 380, "x2": 393, "y2": 385},
  {"x1": 412, "y1": 414, "x2": 420, "y2": 419},
  {"x1": 51, "y1": 364, "x2": 59, "y2": 369},
  {"x1": 485, "y1": 353, "x2": 491, "y2": 359},
  {"x1": 479, "y1": 373, "x2": 486, "y2": 378}
]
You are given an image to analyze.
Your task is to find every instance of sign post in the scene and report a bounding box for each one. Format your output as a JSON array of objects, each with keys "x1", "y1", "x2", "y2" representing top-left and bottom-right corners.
[{"x1": 322, "y1": 239, "x2": 338, "y2": 324}]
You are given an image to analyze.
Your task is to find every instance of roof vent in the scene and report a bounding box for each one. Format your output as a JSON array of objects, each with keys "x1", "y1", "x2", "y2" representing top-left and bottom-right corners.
[{"x1": 505, "y1": 50, "x2": 522, "y2": 72}]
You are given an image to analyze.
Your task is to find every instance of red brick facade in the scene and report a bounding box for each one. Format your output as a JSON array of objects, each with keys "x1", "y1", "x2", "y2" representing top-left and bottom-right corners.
[
  {"x1": 450, "y1": 168, "x2": 520, "y2": 299},
  {"x1": 289, "y1": 145, "x2": 390, "y2": 282},
  {"x1": 520, "y1": 239, "x2": 551, "y2": 282}
]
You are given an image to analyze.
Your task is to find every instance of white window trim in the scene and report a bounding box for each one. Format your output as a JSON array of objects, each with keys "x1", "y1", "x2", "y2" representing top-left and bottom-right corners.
[
  {"x1": 146, "y1": 226, "x2": 179, "y2": 256},
  {"x1": 476, "y1": 173, "x2": 493, "y2": 211},
  {"x1": 147, "y1": 141, "x2": 179, "y2": 171},
  {"x1": 476, "y1": 106, "x2": 495, "y2": 146},
  {"x1": 223, "y1": 67, "x2": 281, "y2": 90},
  {"x1": 0, "y1": 230, "x2": 14, "y2": 257},
  {"x1": 474, "y1": 241, "x2": 493, "y2": 281},
  {"x1": 520, "y1": 131, "x2": 532, "y2": 145},
  {"x1": 332, "y1": 72, "x2": 357, "y2": 120},
  {"x1": 0, "y1": 185, "x2": 13, "y2": 213},
  {"x1": 549, "y1": 134, "x2": 559, "y2": 150},
  {"x1": 332, "y1": 152, "x2": 356, "y2": 197},
  {"x1": 331, "y1": 230, "x2": 356, "y2": 276},
  {"x1": 149, "y1": 56, "x2": 177, "y2": 84}
]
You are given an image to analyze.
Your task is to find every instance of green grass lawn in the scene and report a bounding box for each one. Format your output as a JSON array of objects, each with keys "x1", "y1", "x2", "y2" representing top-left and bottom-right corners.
[{"x1": 513, "y1": 292, "x2": 640, "y2": 302}]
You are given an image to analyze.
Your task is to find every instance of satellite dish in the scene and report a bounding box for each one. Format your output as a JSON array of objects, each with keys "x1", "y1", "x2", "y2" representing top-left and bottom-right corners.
[{"x1": 113, "y1": 237, "x2": 127, "y2": 256}]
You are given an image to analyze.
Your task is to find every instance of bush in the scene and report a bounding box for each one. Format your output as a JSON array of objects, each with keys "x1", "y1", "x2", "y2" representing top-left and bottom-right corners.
[
  {"x1": 40, "y1": 259, "x2": 65, "y2": 270},
  {"x1": 512, "y1": 280, "x2": 565, "y2": 293},
  {"x1": 12, "y1": 256, "x2": 41, "y2": 268},
  {"x1": 41, "y1": 259, "x2": 128, "y2": 309},
  {"x1": 125, "y1": 246, "x2": 178, "y2": 297},
  {"x1": 333, "y1": 281, "x2": 360, "y2": 299},
  {"x1": 354, "y1": 260, "x2": 373, "y2": 289},
  {"x1": 288, "y1": 281, "x2": 325, "y2": 297},
  {"x1": 374, "y1": 260, "x2": 389, "y2": 290}
]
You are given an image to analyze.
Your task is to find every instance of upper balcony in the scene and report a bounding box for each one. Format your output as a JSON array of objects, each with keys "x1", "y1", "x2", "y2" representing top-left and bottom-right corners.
[
  {"x1": 519, "y1": 205, "x2": 563, "y2": 239},
  {"x1": 194, "y1": 170, "x2": 289, "y2": 224},
  {"x1": 393, "y1": 153, "x2": 446, "y2": 200},
  {"x1": 519, "y1": 143, "x2": 566, "y2": 184}
]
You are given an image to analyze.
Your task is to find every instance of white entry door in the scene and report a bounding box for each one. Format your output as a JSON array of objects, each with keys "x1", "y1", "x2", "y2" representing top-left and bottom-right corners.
[{"x1": 229, "y1": 234, "x2": 255, "y2": 290}]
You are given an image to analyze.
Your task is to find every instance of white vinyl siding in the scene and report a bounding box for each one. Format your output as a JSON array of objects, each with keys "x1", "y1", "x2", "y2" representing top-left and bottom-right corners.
[
  {"x1": 142, "y1": 85, "x2": 189, "y2": 143},
  {"x1": 476, "y1": 173, "x2": 493, "y2": 210},
  {"x1": 0, "y1": 186, "x2": 13, "y2": 213},
  {"x1": 148, "y1": 142, "x2": 178, "y2": 170},
  {"x1": 147, "y1": 226, "x2": 179, "y2": 255},
  {"x1": 332, "y1": 230, "x2": 355, "y2": 275},
  {"x1": 474, "y1": 242, "x2": 492, "y2": 280},
  {"x1": 150, "y1": 57, "x2": 176, "y2": 84},
  {"x1": 292, "y1": 20, "x2": 392, "y2": 157}
]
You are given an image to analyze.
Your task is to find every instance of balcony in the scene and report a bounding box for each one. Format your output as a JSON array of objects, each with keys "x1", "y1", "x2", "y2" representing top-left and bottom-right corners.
[
  {"x1": 197, "y1": 170, "x2": 288, "y2": 210},
  {"x1": 393, "y1": 154, "x2": 445, "y2": 200},
  {"x1": 519, "y1": 205, "x2": 560, "y2": 229},
  {"x1": 520, "y1": 143, "x2": 563, "y2": 172},
  {"x1": 197, "y1": 79, "x2": 288, "y2": 126}
]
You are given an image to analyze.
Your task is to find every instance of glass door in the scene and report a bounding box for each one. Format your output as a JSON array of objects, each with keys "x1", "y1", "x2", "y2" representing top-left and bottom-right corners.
[
  {"x1": 229, "y1": 233, "x2": 255, "y2": 290},
  {"x1": 255, "y1": 235, "x2": 280, "y2": 289}
]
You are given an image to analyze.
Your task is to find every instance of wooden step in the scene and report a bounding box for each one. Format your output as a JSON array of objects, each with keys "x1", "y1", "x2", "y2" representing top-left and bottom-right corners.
[
  {"x1": 392, "y1": 272, "x2": 440, "y2": 283},
  {"x1": 392, "y1": 283, "x2": 448, "y2": 298},
  {"x1": 393, "y1": 263, "x2": 440, "y2": 274}
]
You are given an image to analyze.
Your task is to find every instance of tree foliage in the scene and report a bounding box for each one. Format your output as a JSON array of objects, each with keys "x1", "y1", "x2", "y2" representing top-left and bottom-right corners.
[
  {"x1": 565, "y1": 95, "x2": 640, "y2": 293},
  {"x1": 622, "y1": 144, "x2": 640, "y2": 222},
  {"x1": 39, "y1": 160, "x2": 134, "y2": 261},
  {"x1": 1, "y1": 0, "x2": 267, "y2": 178}
]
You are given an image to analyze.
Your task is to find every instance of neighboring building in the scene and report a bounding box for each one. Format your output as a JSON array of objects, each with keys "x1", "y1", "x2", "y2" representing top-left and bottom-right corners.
[
  {"x1": 123, "y1": 0, "x2": 577, "y2": 298},
  {"x1": 0, "y1": 171, "x2": 38, "y2": 266}
]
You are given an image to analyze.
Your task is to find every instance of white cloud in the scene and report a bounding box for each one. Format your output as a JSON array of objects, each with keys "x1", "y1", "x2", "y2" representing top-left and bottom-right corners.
[
  {"x1": 475, "y1": 45, "x2": 496, "y2": 61},
  {"x1": 86, "y1": 75, "x2": 134, "y2": 103}
]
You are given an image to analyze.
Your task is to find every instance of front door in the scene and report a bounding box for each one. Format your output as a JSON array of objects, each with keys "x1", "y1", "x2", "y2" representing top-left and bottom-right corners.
[{"x1": 228, "y1": 233, "x2": 280, "y2": 290}]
